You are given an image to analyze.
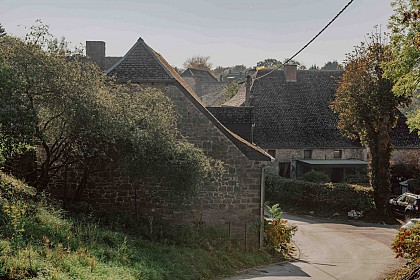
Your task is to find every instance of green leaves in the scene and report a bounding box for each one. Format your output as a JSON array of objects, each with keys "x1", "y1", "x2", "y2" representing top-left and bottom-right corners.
[{"x1": 384, "y1": 0, "x2": 420, "y2": 134}]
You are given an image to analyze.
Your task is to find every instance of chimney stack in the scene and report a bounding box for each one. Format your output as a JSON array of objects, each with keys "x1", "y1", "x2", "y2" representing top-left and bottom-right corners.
[
  {"x1": 284, "y1": 64, "x2": 297, "y2": 82},
  {"x1": 86, "y1": 41, "x2": 106, "y2": 70}
]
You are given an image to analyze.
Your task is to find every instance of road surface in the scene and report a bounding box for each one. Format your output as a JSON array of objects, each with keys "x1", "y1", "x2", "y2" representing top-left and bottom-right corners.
[{"x1": 226, "y1": 213, "x2": 404, "y2": 280}]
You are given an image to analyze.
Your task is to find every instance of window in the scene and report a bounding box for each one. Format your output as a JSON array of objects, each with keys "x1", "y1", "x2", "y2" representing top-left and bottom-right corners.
[
  {"x1": 279, "y1": 162, "x2": 291, "y2": 178},
  {"x1": 303, "y1": 150, "x2": 312, "y2": 159},
  {"x1": 267, "y1": 149, "x2": 276, "y2": 158},
  {"x1": 333, "y1": 150, "x2": 342, "y2": 159}
]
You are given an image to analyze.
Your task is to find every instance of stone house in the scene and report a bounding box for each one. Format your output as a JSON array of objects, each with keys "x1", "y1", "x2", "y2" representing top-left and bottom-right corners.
[
  {"x1": 180, "y1": 68, "x2": 228, "y2": 106},
  {"x1": 209, "y1": 65, "x2": 420, "y2": 182},
  {"x1": 82, "y1": 38, "x2": 272, "y2": 247}
]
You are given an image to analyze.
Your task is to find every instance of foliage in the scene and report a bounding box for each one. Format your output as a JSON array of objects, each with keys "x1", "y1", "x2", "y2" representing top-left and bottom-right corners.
[
  {"x1": 0, "y1": 22, "x2": 217, "y2": 202},
  {"x1": 321, "y1": 60, "x2": 343, "y2": 70},
  {"x1": 392, "y1": 150, "x2": 420, "y2": 179},
  {"x1": 384, "y1": 0, "x2": 420, "y2": 133},
  {"x1": 255, "y1": 58, "x2": 306, "y2": 70},
  {"x1": 392, "y1": 223, "x2": 420, "y2": 262},
  {"x1": 0, "y1": 23, "x2": 6, "y2": 37},
  {"x1": 344, "y1": 170, "x2": 370, "y2": 184},
  {"x1": 264, "y1": 204, "x2": 296, "y2": 253},
  {"x1": 309, "y1": 64, "x2": 320, "y2": 70},
  {"x1": 331, "y1": 30, "x2": 410, "y2": 215},
  {"x1": 265, "y1": 176, "x2": 375, "y2": 215},
  {"x1": 213, "y1": 64, "x2": 248, "y2": 78},
  {"x1": 223, "y1": 81, "x2": 239, "y2": 101},
  {"x1": 183, "y1": 55, "x2": 213, "y2": 71},
  {"x1": 301, "y1": 170, "x2": 331, "y2": 183},
  {"x1": 0, "y1": 172, "x2": 272, "y2": 279}
]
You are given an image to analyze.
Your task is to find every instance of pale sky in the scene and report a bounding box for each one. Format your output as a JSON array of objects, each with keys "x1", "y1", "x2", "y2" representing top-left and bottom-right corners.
[{"x1": 1, "y1": 0, "x2": 395, "y2": 68}]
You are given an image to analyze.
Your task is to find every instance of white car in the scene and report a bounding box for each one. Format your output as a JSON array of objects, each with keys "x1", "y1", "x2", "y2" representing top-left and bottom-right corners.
[{"x1": 401, "y1": 218, "x2": 420, "y2": 230}]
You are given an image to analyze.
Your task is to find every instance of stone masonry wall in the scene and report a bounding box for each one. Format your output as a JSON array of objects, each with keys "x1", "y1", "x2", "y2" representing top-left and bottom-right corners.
[
  {"x1": 73, "y1": 84, "x2": 264, "y2": 247},
  {"x1": 265, "y1": 147, "x2": 367, "y2": 178}
]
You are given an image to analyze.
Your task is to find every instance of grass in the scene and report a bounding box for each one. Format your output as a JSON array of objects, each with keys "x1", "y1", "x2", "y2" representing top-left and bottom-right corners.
[{"x1": 0, "y1": 172, "x2": 275, "y2": 280}]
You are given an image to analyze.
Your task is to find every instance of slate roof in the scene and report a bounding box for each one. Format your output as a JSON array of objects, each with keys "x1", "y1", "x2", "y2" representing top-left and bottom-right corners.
[
  {"x1": 250, "y1": 69, "x2": 360, "y2": 148},
  {"x1": 181, "y1": 68, "x2": 218, "y2": 82},
  {"x1": 391, "y1": 112, "x2": 420, "y2": 148},
  {"x1": 181, "y1": 68, "x2": 227, "y2": 106},
  {"x1": 105, "y1": 57, "x2": 122, "y2": 71},
  {"x1": 207, "y1": 106, "x2": 254, "y2": 142},
  {"x1": 222, "y1": 82, "x2": 246, "y2": 107},
  {"x1": 106, "y1": 40, "x2": 173, "y2": 82},
  {"x1": 250, "y1": 69, "x2": 420, "y2": 149},
  {"x1": 106, "y1": 38, "x2": 272, "y2": 161}
]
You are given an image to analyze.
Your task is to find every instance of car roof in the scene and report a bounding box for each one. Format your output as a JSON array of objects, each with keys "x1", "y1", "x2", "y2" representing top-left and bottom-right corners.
[{"x1": 403, "y1": 193, "x2": 420, "y2": 198}]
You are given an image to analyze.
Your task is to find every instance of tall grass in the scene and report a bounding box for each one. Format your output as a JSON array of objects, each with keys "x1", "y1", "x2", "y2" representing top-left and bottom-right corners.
[{"x1": 0, "y1": 172, "x2": 272, "y2": 279}]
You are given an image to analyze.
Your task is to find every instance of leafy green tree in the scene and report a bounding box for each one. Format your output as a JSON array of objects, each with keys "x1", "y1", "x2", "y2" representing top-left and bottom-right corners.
[
  {"x1": 331, "y1": 31, "x2": 409, "y2": 215},
  {"x1": 183, "y1": 55, "x2": 212, "y2": 71},
  {"x1": 0, "y1": 23, "x2": 216, "y2": 202},
  {"x1": 384, "y1": 0, "x2": 420, "y2": 133},
  {"x1": 256, "y1": 58, "x2": 306, "y2": 70},
  {"x1": 321, "y1": 60, "x2": 343, "y2": 70},
  {"x1": 0, "y1": 24, "x2": 6, "y2": 37},
  {"x1": 309, "y1": 64, "x2": 320, "y2": 70},
  {"x1": 0, "y1": 55, "x2": 34, "y2": 164},
  {"x1": 256, "y1": 58, "x2": 282, "y2": 69}
]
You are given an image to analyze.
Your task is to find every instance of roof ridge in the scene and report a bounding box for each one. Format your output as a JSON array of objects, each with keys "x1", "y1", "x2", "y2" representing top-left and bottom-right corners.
[{"x1": 106, "y1": 38, "x2": 174, "y2": 81}]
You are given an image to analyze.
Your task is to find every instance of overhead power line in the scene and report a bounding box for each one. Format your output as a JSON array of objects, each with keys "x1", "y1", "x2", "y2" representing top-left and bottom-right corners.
[{"x1": 254, "y1": 0, "x2": 355, "y2": 81}]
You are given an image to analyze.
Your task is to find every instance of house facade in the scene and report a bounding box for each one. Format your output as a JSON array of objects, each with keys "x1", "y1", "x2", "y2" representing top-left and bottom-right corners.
[
  {"x1": 211, "y1": 65, "x2": 420, "y2": 182},
  {"x1": 81, "y1": 39, "x2": 272, "y2": 246}
]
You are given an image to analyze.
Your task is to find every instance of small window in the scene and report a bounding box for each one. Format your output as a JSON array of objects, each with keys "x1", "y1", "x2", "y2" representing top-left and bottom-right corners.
[
  {"x1": 303, "y1": 150, "x2": 312, "y2": 159},
  {"x1": 267, "y1": 149, "x2": 276, "y2": 158},
  {"x1": 333, "y1": 150, "x2": 342, "y2": 159},
  {"x1": 279, "y1": 162, "x2": 291, "y2": 178}
]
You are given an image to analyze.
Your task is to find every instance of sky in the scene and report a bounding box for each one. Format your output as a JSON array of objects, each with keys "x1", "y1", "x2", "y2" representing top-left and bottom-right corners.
[{"x1": 1, "y1": 0, "x2": 395, "y2": 68}]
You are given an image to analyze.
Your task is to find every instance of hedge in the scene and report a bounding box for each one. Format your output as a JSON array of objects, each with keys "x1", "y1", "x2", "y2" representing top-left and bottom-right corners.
[{"x1": 265, "y1": 175, "x2": 375, "y2": 214}]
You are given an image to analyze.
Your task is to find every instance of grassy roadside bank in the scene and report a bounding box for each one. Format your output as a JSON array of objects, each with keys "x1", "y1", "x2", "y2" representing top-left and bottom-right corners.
[{"x1": 0, "y1": 172, "x2": 276, "y2": 280}]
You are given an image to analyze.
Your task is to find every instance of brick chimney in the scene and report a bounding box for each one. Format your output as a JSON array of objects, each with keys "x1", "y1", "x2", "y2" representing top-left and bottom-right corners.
[
  {"x1": 86, "y1": 41, "x2": 106, "y2": 70},
  {"x1": 284, "y1": 64, "x2": 297, "y2": 82}
]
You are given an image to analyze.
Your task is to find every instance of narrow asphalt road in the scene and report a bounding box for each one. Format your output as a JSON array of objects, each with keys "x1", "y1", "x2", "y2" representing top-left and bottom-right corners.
[{"x1": 226, "y1": 213, "x2": 405, "y2": 280}]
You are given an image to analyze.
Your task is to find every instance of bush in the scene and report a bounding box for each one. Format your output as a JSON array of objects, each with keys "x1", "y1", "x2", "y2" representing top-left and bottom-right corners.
[
  {"x1": 300, "y1": 170, "x2": 330, "y2": 183},
  {"x1": 264, "y1": 204, "x2": 296, "y2": 253},
  {"x1": 392, "y1": 223, "x2": 420, "y2": 262},
  {"x1": 266, "y1": 175, "x2": 375, "y2": 214}
]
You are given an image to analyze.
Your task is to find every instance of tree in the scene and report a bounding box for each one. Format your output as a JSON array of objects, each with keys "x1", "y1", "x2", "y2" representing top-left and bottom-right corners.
[
  {"x1": 182, "y1": 55, "x2": 212, "y2": 71},
  {"x1": 0, "y1": 23, "x2": 217, "y2": 202},
  {"x1": 309, "y1": 64, "x2": 320, "y2": 70},
  {"x1": 256, "y1": 58, "x2": 282, "y2": 69},
  {"x1": 256, "y1": 58, "x2": 306, "y2": 70},
  {"x1": 384, "y1": 0, "x2": 420, "y2": 133},
  {"x1": 0, "y1": 24, "x2": 6, "y2": 37},
  {"x1": 331, "y1": 31, "x2": 410, "y2": 215},
  {"x1": 321, "y1": 60, "x2": 343, "y2": 70}
]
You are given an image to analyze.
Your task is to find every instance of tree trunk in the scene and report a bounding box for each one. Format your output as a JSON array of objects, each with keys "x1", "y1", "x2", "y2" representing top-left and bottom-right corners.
[{"x1": 369, "y1": 116, "x2": 392, "y2": 216}]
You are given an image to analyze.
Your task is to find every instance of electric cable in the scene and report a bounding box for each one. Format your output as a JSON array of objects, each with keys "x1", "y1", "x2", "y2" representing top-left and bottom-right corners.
[{"x1": 254, "y1": 0, "x2": 355, "y2": 81}]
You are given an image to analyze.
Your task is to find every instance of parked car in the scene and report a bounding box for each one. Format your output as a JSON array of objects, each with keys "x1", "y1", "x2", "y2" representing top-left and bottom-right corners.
[
  {"x1": 389, "y1": 192, "x2": 420, "y2": 220},
  {"x1": 401, "y1": 218, "x2": 420, "y2": 230}
]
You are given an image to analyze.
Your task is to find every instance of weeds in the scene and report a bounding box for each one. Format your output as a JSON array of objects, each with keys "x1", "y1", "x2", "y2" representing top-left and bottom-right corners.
[{"x1": 0, "y1": 171, "x2": 272, "y2": 279}]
